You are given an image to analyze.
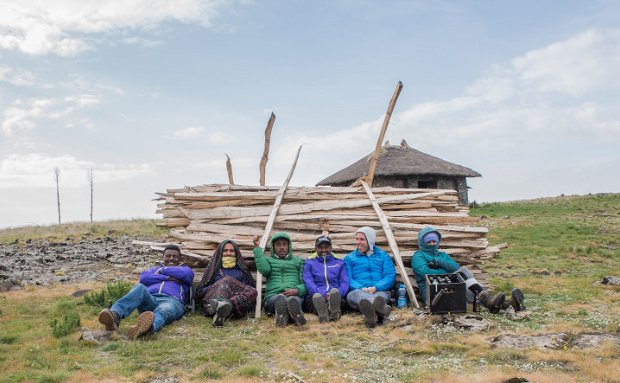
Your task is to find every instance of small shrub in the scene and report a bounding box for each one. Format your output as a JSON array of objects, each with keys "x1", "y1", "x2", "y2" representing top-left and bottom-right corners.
[
  {"x1": 84, "y1": 280, "x2": 133, "y2": 309},
  {"x1": 0, "y1": 334, "x2": 18, "y2": 344},
  {"x1": 50, "y1": 311, "x2": 81, "y2": 338},
  {"x1": 237, "y1": 364, "x2": 264, "y2": 377}
]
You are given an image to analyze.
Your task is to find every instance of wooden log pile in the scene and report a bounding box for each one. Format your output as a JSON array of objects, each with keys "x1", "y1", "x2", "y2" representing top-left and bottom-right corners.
[{"x1": 156, "y1": 184, "x2": 504, "y2": 275}]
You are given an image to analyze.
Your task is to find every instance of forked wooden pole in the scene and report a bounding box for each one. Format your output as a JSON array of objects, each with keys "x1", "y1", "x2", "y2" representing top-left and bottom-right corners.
[
  {"x1": 259, "y1": 112, "x2": 276, "y2": 186},
  {"x1": 364, "y1": 81, "x2": 403, "y2": 187},
  {"x1": 225, "y1": 153, "x2": 234, "y2": 185},
  {"x1": 254, "y1": 145, "x2": 303, "y2": 318},
  {"x1": 360, "y1": 180, "x2": 419, "y2": 308}
]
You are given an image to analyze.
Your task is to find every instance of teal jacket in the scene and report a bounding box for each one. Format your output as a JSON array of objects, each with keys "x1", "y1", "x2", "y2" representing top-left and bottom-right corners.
[
  {"x1": 253, "y1": 232, "x2": 307, "y2": 302},
  {"x1": 412, "y1": 226, "x2": 460, "y2": 299}
]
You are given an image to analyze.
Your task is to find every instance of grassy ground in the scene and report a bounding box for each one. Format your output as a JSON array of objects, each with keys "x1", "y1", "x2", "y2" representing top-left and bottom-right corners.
[{"x1": 1, "y1": 194, "x2": 619, "y2": 382}]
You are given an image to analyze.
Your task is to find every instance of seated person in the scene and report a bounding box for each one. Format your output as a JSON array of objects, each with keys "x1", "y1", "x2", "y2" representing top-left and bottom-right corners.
[
  {"x1": 252, "y1": 232, "x2": 307, "y2": 327},
  {"x1": 197, "y1": 240, "x2": 257, "y2": 327},
  {"x1": 412, "y1": 226, "x2": 525, "y2": 313},
  {"x1": 98, "y1": 244, "x2": 194, "y2": 338},
  {"x1": 302, "y1": 235, "x2": 349, "y2": 323},
  {"x1": 344, "y1": 227, "x2": 396, "y2": 328}
]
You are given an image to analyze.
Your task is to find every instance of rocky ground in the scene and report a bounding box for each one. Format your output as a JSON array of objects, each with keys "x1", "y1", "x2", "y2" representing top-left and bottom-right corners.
[{"x1": 0, "y1": 235, "x2": 161, "y2": 291}]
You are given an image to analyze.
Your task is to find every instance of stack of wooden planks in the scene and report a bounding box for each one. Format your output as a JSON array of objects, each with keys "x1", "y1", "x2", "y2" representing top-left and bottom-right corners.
[{"x1": 156, "y1": 183, "x2": 504, "y2": 271}]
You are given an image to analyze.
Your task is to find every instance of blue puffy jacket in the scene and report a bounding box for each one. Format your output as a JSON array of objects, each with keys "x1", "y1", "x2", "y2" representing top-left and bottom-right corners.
[
  {"x1": 140, "y1": 263, "x2": 194, "y2": 303},
  {"x1": 412, "y1": 226, "x2": 460, "y2": 298},
  {"x1": 344, "y1": 246, "x2": 396, "y2": 292},
  {"x1": 303, "y1": 254, "x2": 349, "y2": 298}
]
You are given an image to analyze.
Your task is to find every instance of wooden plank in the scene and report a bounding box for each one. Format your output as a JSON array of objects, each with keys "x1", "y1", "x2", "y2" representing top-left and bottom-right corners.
[{"x1": 259, "y1": 112, "x2": 275, "y2": 186}]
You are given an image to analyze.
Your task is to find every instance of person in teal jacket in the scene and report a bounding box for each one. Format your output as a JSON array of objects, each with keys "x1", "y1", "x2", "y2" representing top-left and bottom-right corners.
[
  {"x1": 253, "y1": 232, "x2": 307, "y2": 327},
  {"x1": 344, "y1": 227, "x2": 396, "y2": 328},
  {"x1": 412, "y1": 226, "x2": 525, "y2": 313}
]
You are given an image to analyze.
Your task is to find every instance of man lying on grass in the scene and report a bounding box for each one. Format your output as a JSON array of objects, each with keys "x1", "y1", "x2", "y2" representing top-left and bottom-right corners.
[{"x1": 98, "y1": 244, "x2": 194, "y2": 338}]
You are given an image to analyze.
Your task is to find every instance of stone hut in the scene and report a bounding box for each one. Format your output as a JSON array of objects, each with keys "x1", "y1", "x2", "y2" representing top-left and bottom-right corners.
[{"x1": 316, "y1": 139, "x2": 481, "y2": 205}]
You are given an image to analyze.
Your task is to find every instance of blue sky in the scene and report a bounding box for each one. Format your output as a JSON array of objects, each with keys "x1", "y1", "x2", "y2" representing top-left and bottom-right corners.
[{"x1": 1, "y1": 0, "x2": 619, "y2": 228}]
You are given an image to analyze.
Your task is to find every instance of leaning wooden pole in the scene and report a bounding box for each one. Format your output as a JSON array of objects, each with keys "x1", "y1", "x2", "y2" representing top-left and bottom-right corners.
[
  {"x1": 360, "y1": 180, "x2": 419, "y2": 308},
  {"x1": 254, "y1": 145, "x2": 303, "y2": 318},
  {"x1": 225, "y1": 153, "x2": 234, "y2": 185},
  {"x1": 365, "y1": 81, "x2": 403, "y2": 186},
  {"x1": 259, "y1": 112, "x2": 276, "y2": 186}
]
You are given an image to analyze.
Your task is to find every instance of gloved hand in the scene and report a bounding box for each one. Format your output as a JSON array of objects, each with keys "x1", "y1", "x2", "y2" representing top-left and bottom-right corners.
[{"x1": 428, "y1": 260, "x2": 438, "y2": 269}]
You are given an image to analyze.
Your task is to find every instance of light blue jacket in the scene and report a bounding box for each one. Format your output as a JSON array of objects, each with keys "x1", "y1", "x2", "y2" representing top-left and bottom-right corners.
[{"x1": 344, "y1": 246, "x2": 396, "y2": 292}]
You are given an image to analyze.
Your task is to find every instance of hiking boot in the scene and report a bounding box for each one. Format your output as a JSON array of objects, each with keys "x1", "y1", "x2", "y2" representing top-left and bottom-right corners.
[
  {"x1": 287, "y1": 298, "x2": 306, "y2": 326},
  {"x1": 373, "y1": 295, "x2": 391, "y2": 320},
  {"x1": 312, "y1": 293, "x2": 329, "y2": 323},
  {"x1": 206, "y1": 299, "x2": 219, "y2": 316},
  {"x1": 213, "y1": 301, "x2": 232, "y2": 327},
  {"x1": 479, "y1": 290, "x2": 505, "y2": 314},
  {"x1": 127, "y1": 311, "x2": 154, "y2": 339},
  {"x1": 274, "y1": 295, "x2": 289, "y2": 327},
  {"x1": 98, "y1": 309, "x2": 120, "y2": 331},
  {"x1": 327, "y1": 288, "x2": 341, "y2": 321},
  {"x1": 510, "y1": 288, "x2": 526, "y2": 312},
  {"x1": 359, "y1": 298, "x2": 377, "y2": 328}
]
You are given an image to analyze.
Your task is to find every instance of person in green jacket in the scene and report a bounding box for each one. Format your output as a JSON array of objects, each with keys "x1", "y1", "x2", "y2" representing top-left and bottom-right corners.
[{"x1": 252, "y1": 232, "x2": 307, "y2": 327}]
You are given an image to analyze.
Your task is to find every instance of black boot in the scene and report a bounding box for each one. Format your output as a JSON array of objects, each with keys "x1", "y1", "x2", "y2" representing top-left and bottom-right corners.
[
  {"x1": 510, "y1": 288, "x2": 525, "y2": 312},
  {"x1": 478, "y1": 290, "x2": 505, "y2": 314}
]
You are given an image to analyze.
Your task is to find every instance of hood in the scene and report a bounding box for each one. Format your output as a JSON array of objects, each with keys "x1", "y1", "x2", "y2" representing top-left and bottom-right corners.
[
  {"x1": 356, "y1": 226, "x2": 376, "y2": 255},
  {"x1": 269, "y1": 232, "x2": 293, "y2": 259},
  {"x1": 418, "y1": 226, "x2": 441, "y2": 256}
]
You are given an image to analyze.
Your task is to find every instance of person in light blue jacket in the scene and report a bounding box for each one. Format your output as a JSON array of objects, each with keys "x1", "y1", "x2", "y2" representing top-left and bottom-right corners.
[
  {"x1": 412, "y1": 226, "x2": 524, "y2": 313},
  {"x1": 344, "y1": 227, "x2": 396, "y2": 328}
]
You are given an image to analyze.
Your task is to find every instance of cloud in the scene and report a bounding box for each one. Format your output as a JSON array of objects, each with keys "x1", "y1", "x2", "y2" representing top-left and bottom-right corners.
[
  {"x1": 1, "y1": 95, "x2": 99, "y2": 139},
  {"x1": 0, "y1": 0, "x2": 237, "y2": 56},
  {"x1": 0, "y1": 153, "x2": 155, "y2": 188},
  {"x1": 0, "y1": 65, "x2": 36, "y2": 86},
  {"x1": 208, "y1": 131, "x2": 236, "y2": 145},
  {"x1": 165, "y1": 126, "x2": 204, "y2": 140},
  {"x1": 121, "y1": 36, "x2": 163, "y2": 47},
  {"x1": 393, "y1": 28, "x2": 620, "y2": 145}
]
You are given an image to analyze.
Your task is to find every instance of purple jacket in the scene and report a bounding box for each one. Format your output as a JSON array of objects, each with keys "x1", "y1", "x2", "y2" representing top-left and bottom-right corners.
[
  {"x1": 140, "y1": 263, "x2": 194, "y2": 303},
  {"x1": 303, "y1": 254, "x2": 349, "y2": 298}
]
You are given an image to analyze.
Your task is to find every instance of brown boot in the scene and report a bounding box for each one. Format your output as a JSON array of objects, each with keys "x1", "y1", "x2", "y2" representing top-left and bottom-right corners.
[
  {"x1": 127, "y1": 311, "x2": 154, "y2": 339},
  {"x1": 478, "y1": 290, "x2": 505, "y2": 314}
]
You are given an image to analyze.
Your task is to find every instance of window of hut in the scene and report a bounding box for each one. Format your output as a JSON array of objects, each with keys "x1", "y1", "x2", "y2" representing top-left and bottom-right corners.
[{"x1": 418, "y1": 180, "x2": 437, "y2": 189}]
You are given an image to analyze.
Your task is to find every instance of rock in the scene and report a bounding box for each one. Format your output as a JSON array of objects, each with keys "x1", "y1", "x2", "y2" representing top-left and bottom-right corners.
[
  {"x1": 529, "y1": 268, "x2": 551, "y2": 275},
  {"x1": 602, "y1": 276, "x2": 620, "y2": 285},
  {"x1": 79, "y1": 329, "x2": 117, "y2": 343},
  {"x1": 504, "y1": 378, "x2": 530, "y2": 383},
  {"x1": 490, "y1": 332, "x2": 620, "y2": 350},
  {"x1": 71, "y1": 289, "x2": 91, "y2": 297}
]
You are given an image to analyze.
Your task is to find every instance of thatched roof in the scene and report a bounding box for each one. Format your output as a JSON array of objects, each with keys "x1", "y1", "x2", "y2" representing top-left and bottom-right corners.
[{"x1": 316, "y1": 139, "x2": 481, "y2": 185}]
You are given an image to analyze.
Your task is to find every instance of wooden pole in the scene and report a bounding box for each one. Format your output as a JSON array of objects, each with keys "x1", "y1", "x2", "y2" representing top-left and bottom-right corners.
[
  {"x1": 360, "y1": 180, "x2": 419, "y2": 308},
  {"x1": 259, "y1": 112, "x2": 276, "y2": 186},
  {"x1": 363, "y1": 81, "x2": 404, "y2": 187},
  {"x1": 254, "y1": 145, "x2": 303, "y2": 318},
  {"x1": 225, "y1": 153, "x2": 234, "y2": 185},
  {"x1": 54, "y1": 167, "x2": 61, "y2": 225}
]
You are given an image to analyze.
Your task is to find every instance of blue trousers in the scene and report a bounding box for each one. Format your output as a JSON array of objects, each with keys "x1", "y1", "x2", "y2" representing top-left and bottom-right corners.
[
  {"x1": 346, "y1": 289, "x2": 391, "y2": 311},
  {"x1": 110, "y1": 284, "x2": 185, "y2": 332}
]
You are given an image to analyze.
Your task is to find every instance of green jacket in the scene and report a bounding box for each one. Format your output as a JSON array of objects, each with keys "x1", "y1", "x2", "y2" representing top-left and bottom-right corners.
[{"x1": 253, "y1": 232, "x2": 307, "y2": 302}]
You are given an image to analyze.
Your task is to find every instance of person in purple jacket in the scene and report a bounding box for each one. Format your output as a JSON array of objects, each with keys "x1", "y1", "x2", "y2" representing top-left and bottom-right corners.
[
  {"x1": 302, "y1": 236, "x2": 349, "y2": 323},
  {"x1": 98, "y1": 244, "x2": 194, "y2": 339}
]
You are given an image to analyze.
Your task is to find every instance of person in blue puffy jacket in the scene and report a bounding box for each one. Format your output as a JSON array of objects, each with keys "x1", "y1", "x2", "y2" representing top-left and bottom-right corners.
[
  {"x1": 344, "y1": 227, "x2": 396, "y2": 328},
  {"x1": 98, "y1": 244, "x2": 194, "y2": 338},
  {"x1": 302, "y1": 235, "x2": 349, "y2": 322},
  {"x1": 413, "y1": 226, "x2": 524, "y2": 313}
]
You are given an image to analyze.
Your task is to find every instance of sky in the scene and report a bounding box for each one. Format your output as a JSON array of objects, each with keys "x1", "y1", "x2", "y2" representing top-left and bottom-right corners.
[{"x1": 1, "y1": 0, "x2": 619, "y2": 228}]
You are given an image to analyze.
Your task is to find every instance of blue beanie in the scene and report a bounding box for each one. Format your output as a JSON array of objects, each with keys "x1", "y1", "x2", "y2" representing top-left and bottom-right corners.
[{"x1": 423, "y1": 232, "x2": 439, "y2": 244}]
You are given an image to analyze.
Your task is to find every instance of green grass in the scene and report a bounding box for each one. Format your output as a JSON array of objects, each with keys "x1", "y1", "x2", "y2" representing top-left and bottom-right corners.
[
  {"x1": 1, "y1": 194, "x2": 619, "y2": 382},
  {"x1": 0, "y1": 219, "x2": 167, "y2": 244}
]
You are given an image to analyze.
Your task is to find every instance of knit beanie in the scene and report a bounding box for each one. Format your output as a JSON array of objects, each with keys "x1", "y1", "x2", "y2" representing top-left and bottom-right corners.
[
  {"x1": 423, "y1": 232, "x2": 439, "y2": 244},
  {"x1": 356, "y1": 226, "x2": 376, "y2": 255}
]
